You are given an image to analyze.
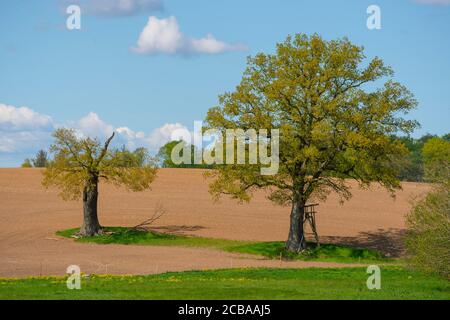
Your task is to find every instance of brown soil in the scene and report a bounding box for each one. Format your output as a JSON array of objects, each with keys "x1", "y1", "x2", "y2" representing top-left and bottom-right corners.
[{"x1": 0, "y1": 168, "x2": 429, "y2": 277}]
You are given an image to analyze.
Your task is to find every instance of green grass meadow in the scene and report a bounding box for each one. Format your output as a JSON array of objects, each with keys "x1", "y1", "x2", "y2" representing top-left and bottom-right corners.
[
  {"x1": 57, "y1": 227, "x2": 391, "y2": 264},
  {"x1": 1, "y1": 227, "x2": 447, "y2": 300},
  {"x1": 1, "y1": 267, "x2": 448, "y2": 300}
]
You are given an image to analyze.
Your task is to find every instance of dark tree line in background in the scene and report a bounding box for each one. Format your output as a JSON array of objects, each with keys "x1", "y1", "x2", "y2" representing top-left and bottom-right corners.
[
  {"x1": 22, "y1": 150, "x2": 49, "y2": 168},
  {"x1": 156, "y1": 140, "x2": 214, "y2": 169},
  {"x1": 22, "y1": 145, "x2": 152, "y2": 169},
  {"x1": 156, "y1": 134, "x2": 450, "y2": 182},
  {"x1": 23, "y1": 133, "x2": 449, "y2": 182},
  {"x1": 395, "y1": 133, "x2": 450, "y2": 182}
]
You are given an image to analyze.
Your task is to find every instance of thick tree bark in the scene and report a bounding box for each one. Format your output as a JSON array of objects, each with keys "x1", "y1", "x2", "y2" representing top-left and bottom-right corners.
[
  {"x1": 79, "y1": 178, "x2": 101, "y2": 236},
  {"x1": 286, "y1": 198, "x2": 307, "y2": 252}
]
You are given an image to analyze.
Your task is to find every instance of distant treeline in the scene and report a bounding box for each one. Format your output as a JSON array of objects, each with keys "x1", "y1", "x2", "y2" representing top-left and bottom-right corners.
[
  {"x1": 395, "y1": 133, "x2": 450, "y2": 182},
  {"x1": 156, "y1": 134, "x2": 450, "y2": 182},
  {"x1": 22, "y1": 146, "x2": 153, "y2": 169},
  {"x1": 156, "y1": 140, "x2": 214, "y2": 169},
  {"x1": 22, "y1": 134, "x2": 449, "y2": 182}
]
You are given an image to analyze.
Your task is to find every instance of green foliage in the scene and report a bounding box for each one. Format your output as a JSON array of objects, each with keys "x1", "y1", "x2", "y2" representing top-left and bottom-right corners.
[
  {"x1": 205, "y1": 33, "x2": 418, "y2": 206},
  {"x1": 58, "y1": 226, "x2": 253, "y2": 249},
  {"x1": 405, "y1": 137, "x2": 450, "y2": 279},
  {"x1": 21, "y1": 158, "x2": 33, "y2": 168},
  {"x1": 406, "y1": 188, "x2": 450, "y2": 279},
  {"x1": 422, "y1": 137, "x2": 450, "y2": 182},
  {"x1": 21, "y1": 150, "x2": 49, "y2": 168},
  {"x1": 32, "y1": 149, "x2": 49, "y2": 168},
  {"x1": 157, "y1": 140, "x2": 187, "y2": 168},
  {"x1": 228, "y1": 241, "x2": 387, "y2": 263},
  {"x1": 157, "y1": 140, "x2": 213, "y2": 169},
  {"x1": 395, "y1": 136, "x2": 426, "y2": 182},
  {"x1": 1, "y1": 267, "x2": 449, "y2": 300},
  {"x1": 57, "y1": 227, "x2": 388, "y2": 264},
  {"x1": 111, "y1": 146, "x2": 152, "y2": 168},
  {"x1": 42, "y1": 128, "x2": 157, "y2": 201},
  {"x1": 395, "y1": 134, "x2": 449, "y2": 182}
]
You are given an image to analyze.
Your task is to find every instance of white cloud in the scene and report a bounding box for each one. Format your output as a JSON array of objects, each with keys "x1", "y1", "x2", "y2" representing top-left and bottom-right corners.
[
  {"x1": 0, "y1": 103, "x2": 191, "y2": 166},
  {"x1": 0, "y1": 103, "x2": 53, "y2": 131},
  {"x1": 62, "y1": 0, "x2": 163, "y2": 16},
  {"x1": 0, "y1": 104, "x2": 54, "y2": 155},
  {"x1": 413, "y1": 0, "x2": 450, "y2": 5},
  {"x1": 146, "y1": 122, "x2": 189, "y2": 149},
  {"x1": 114, "y1": 127, "x2": 144, "y2": 150},
  {"x1": 71, "y1": 113, "x2": 189, "y2": 151},
  {"x1": 132, "y1": 16, "x2": 248, "y2": 55},
  {"x1": 71, "y1": 112, "x2": 115, "y2": 139},
  {"x1": 116, "y1": 126, "x2": 145, "y2": 140}
]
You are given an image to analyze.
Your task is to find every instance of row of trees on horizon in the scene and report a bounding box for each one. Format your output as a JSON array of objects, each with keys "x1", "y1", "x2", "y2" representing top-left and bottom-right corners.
[{"x1": 22, "y1": 132, "x2": 450, "y2": 183}]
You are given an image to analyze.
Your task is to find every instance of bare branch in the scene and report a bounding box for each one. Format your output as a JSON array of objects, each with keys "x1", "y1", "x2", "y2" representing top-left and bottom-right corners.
[
  {"x1": 96, "y1": 132, "x2": 115, "y2": 165},
  {"x1": 131, "y1": 201, "x2": 167, "y2": 232}
]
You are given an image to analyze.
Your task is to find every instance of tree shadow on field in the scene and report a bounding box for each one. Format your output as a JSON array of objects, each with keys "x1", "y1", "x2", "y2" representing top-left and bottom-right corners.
[
  {"x1": 319, "y1": 228, "x2": 406, "y2": 257},
  {"x1": 151, "y1": 225, "x2": 206, "y2": 236}
]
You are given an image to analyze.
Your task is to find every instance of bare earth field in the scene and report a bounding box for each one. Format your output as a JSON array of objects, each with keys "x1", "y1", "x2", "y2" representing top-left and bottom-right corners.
[{"x1": 0, "y1": 168, "x2": 430, "y2": 277}]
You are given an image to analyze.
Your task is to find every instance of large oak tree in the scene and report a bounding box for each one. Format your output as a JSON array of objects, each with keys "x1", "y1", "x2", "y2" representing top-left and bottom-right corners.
[
  {"x1": 205, "y1": 34, "x2": 418, "y2": 252},
  {"x1": 43, "y1": 128, "x2": 157, "y2": 236}
]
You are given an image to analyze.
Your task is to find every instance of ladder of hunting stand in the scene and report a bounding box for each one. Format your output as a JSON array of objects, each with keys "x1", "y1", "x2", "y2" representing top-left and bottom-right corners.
[{"x1": 304, "y1": 203, "x2": 320, "y2": 247}]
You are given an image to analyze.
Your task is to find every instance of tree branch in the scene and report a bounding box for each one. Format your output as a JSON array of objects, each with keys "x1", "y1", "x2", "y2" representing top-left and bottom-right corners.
[{"x1": 96, "y1": 132, "x2": 115, "y2": 165}]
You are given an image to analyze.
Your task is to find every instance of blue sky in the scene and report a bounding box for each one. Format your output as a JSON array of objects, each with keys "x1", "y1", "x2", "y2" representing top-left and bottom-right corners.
[{"x1": 0, "y1": 0, "x2": 449, "y2": 166}]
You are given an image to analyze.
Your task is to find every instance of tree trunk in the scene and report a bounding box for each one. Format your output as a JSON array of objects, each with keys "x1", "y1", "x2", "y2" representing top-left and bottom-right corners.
[
  {"x1": 79, "y1": 178, "x2": 101, "y2": 236},
  {"x1": 286, "y1": 198, "x2": 307, "y2": 252}
]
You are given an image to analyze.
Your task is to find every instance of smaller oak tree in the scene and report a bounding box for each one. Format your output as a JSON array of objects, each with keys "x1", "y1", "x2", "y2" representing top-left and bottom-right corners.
[{"x1": 43, "y1": 128, "x2": 157, "y2": 236}]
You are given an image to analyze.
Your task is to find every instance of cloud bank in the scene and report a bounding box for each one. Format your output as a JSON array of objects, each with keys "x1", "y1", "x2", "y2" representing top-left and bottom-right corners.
[
  {"x1": 132, "y1": 16, "x2": 248, "y2": 55},
  {"x1": 0, "y1": 103, "x2": 190, "y2": 166},
  {"x1": 0, "y1": 104, "x2": 54, "y2": 154},
  {"x1": 0, "y1": 104, "x2": 53, "y2": 132},
  {"x1": 69, "y1": 112, "x2": 188, "y2": 151}
]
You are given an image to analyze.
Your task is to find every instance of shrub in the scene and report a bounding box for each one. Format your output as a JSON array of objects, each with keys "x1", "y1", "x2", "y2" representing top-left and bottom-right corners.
[{"x1": 405, "y1": 137, "x2": 450, "y2": 279}]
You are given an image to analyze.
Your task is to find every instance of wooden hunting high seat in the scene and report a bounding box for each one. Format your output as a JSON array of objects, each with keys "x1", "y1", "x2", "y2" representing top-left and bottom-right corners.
[{"x1": 304, "y1": 203, "x2": 320, "y2": 247}]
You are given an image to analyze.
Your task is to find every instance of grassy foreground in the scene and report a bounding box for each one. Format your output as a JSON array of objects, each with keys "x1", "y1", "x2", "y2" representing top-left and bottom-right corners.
[
  {"x1": 1, "y1": 267, "x2": 448, "y2": 300},
  {"x1": 57, "y1": 227, "x2": 388, "y2": 264}
]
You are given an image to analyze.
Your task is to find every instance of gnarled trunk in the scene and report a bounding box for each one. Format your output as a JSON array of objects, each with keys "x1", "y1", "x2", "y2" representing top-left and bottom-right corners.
[
  {"x1": 79, "y1": 178, "x2": 101, "y2": 236},
  {"x1": 285, "y1": 198, "x2": 307, "y2": 252}
]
